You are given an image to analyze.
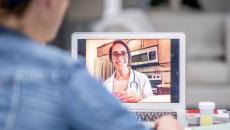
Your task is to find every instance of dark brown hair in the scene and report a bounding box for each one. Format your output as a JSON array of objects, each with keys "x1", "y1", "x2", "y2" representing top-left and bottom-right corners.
[
  {"x1": 0, "y1": 0, "x2": 31, "y2": 17},
  {"x1": 109, "y1": 40, "x2": 131, "y2": 63}
]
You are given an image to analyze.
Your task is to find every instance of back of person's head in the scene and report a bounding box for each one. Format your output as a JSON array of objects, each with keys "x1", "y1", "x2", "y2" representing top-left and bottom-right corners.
[
  {"x1": 0, "y1": 0, "x2": 31, "y2": 17},
  {"x1": 0, "y1": 0, "x2": 69, "y2": 43},
  {"x1": 109, "y1": 40, "x2": 131, "y2": 63}
]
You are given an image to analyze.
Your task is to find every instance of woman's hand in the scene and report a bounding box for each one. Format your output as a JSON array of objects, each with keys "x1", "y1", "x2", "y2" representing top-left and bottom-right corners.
[{"x1": 112, "y1": 91, "x2": 142, "y2": 103}]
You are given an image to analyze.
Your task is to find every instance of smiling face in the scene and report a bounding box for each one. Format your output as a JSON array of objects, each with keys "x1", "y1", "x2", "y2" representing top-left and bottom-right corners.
[{"x1": 111, "y1": 43, "x2": 129, "y2": 71}]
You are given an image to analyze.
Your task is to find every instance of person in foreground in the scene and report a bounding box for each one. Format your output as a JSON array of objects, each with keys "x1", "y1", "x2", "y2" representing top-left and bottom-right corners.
[
  {"x1": 104, "y1": 40, "x2": 153, "y2": 103},
  {"x1": 0, "y1": 0, "x2": 183, "y2": 130}
]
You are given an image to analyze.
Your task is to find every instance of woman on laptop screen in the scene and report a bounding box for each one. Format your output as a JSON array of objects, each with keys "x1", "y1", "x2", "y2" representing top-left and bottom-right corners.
[{"x1": 103, "y1": 40, "x2": 153, "y2": 103}]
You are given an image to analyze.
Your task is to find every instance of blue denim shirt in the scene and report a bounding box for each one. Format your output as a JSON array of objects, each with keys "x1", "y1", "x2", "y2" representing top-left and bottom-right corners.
[{"x1": 0, "y1": 27, "x2": 149, "y2": 130}]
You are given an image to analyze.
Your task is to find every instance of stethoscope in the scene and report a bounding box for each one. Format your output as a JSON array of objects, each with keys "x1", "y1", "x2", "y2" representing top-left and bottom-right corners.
[{"x1": 129, "y1": 69, "x2": 138, "y2": 92}]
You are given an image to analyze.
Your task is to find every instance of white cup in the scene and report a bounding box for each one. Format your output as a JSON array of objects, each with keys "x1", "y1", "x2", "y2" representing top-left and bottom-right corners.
[{"x1": 199, "y1": 101, "x2": 215, "y2": 126}]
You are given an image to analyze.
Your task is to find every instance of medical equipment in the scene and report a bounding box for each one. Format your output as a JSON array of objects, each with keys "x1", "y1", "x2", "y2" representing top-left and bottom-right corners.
[{"x1": 130, "y1": 69, "x2": 138, "y2": 92}]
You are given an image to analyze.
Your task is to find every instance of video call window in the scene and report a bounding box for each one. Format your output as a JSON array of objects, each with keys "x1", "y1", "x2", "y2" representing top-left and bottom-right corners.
[{"x1": 77, "y1": 39, "x2": 180, "y2": 103}]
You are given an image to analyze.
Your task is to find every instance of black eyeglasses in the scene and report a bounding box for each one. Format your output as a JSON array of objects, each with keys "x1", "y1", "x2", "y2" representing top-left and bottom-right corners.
[{"x1": 112, "y1": 51, "x2": 127, "y2": 59}]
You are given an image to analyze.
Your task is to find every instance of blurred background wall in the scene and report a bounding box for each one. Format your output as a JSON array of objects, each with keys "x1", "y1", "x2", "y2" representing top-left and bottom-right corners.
[{"x1": 50, "y1": 0, "x2": 230, "y2": 110}]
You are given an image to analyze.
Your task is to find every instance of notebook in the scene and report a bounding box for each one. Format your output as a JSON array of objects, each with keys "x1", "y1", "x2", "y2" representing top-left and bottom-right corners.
[{"x1": 71, "y1": 32, "x2": 187, "y2": 128}]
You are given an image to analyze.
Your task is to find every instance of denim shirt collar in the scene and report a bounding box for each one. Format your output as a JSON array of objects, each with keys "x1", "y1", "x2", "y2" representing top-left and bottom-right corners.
[{"x1": 0, "y1": 26, "x2": 30, "y2": 40}]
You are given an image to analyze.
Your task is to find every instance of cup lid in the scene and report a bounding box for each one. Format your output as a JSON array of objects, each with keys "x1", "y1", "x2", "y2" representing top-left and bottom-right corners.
[{"x1": 199, "y1": 102, "x2": 215, "y2": 110}]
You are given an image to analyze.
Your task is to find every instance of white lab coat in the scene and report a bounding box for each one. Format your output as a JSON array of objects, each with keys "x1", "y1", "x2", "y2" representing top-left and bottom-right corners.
[{"x1": 103, "y1": 69, "x2": 154, "y2": 99}]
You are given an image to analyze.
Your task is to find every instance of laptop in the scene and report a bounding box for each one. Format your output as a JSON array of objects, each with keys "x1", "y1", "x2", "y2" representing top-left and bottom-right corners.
[{"x1": 71, "y1": 32, "x2": 187, "y2": 128}]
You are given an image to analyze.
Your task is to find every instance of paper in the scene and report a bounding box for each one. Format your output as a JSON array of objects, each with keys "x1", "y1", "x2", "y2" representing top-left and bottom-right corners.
[{"x1": 190, "y1": 123, "x2": 230, "y2": 130}]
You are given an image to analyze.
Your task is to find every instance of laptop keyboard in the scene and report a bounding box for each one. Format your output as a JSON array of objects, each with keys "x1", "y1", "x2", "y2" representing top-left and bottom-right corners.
[{"x1": 132, "y1": 111, "x2": 177, "y2": 122}]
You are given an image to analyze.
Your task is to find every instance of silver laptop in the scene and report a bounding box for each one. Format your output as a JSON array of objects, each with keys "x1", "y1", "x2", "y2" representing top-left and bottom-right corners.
[{"x1": 71, "y1": 32, "x2": 187, "y2": 128}]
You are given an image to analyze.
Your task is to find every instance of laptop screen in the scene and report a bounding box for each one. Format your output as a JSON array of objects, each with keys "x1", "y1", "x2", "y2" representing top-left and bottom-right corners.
[{"x1": 71, "y1": 33, "x2": 185, "y2": 106}]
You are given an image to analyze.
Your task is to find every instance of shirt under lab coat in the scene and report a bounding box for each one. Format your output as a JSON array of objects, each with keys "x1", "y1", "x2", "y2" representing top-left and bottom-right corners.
[{"x1": 103, "y1": 69, "x2": 154, "y2": 99}]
